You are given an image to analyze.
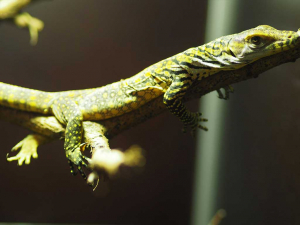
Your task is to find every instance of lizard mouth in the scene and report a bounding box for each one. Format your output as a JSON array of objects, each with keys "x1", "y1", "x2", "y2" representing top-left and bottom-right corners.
[
  {"x1": 229, "y1": 49, "x2": 236, "y2": 58},
  {"x1": 227, "y1": 37, "x2": 237, "y2": 58}
]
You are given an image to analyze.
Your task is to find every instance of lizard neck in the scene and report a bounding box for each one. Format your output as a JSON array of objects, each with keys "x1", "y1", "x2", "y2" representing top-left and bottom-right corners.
[{"x1": 176, "y1": 36, "x2": 247, "y2": 81}]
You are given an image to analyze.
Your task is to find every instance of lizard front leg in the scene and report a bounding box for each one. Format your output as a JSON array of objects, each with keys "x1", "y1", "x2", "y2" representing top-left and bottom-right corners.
[
  {"x1": 51, "y1": 98, "x2": 89, "y2": 179},
  {"x1": 163, "y1": 75, "x2": 208, "y2": 134},
  {"x1": 7, "y1": 133, "x2": 50, "y2": 165}
]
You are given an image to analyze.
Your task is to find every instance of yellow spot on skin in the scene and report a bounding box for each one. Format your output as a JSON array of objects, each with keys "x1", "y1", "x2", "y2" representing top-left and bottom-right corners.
[
  {"x1": 111, "y1": 109, "x2": 118, "y2": 115},
  {"x1": 135, "y1": 78, "x2": 141, "y2": 83},
  {"x1": 145, "y1": 93, "x2": 152, "y2": 100},
  {"x1": 131, "y1": 102, "x2": 138, "y2": 109},
  {"x1": 137, "y1": 91, "x2": 145, "y2": 96},
  {"x1": 20, "y1": 99, "x2": 25, "y2": 104},
  {"x1": 30, "y1": 96, "x2": 36, "y2": 100},
  {"x1": 94, "y1": 113, "x2": 102, "y2": 119},
  {"x1": 117, "y1": 90, "x2": 122, "y2": 96},
  {"x1": 68, "y1": 92, "x2": 75, "y2": 97},
  {"x1": 103, "y1": 93, "x2": 108, "y2": 98},
  {"x1": 92, "y1": 105, "x2": 98, "y2": 112},
  {"x1": 155, "y1": 68, "x2": 163, "y2": 74},
  {"x1": 145, "y1": 72, "x2": 151, "y2": 77},
  {"x1": 108, "y1": 102, "x2": 114, "y2": 108},
  {"x1": 8, "y1": 94, "x2": 14, "y2": 102},
  {"x1": 153, "y1": 88, "x2": 163, "y2": 95},
  {"x1": 160, "y1": 83, "x2": 167, "y2": 88},
  {"x1": 29, "y1": 102, "x2": 36, "y2": 107},
  {"x1": 124, "y1": 98, "x2": 131, "y2": 104}
]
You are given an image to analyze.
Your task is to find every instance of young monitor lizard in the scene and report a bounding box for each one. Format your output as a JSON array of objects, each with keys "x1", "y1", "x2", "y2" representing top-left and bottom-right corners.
[{"x1": 1, "y1": 25, "x2": 299, "y2": 179}]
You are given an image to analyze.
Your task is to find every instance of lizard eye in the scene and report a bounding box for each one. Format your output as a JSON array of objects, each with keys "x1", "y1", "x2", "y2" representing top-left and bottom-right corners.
[{"x1": 250, "y1": 36, "x2": 261, "y2": 45}]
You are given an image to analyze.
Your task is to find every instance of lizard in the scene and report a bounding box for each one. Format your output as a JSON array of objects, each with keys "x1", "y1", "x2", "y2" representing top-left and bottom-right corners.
[{"x1": 2, "y1": 25, "x2": 299, "y2": 179}]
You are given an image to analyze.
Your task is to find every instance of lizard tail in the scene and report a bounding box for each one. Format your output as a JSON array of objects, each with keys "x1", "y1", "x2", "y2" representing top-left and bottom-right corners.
[{"x1": 0, "y1": 82, "x2": 54, "y2": 114}]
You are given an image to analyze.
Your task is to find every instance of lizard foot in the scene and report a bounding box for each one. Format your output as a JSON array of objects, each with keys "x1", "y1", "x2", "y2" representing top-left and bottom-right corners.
[
  {"x1": 14, "y1": 12, "x2": 44, "y2": 45},
  {"x1": 217, "y1": 85, "x2": 234, "y2": 100},
  {"x1": 66, "y1": 145, "x2": 91, "y2": 180},
  {"x1": 6, "y1": 134, "x2": 41, "y2": 166},
  {"x1": 182, "y1": 112, "x2": 208, "y2": 136}
]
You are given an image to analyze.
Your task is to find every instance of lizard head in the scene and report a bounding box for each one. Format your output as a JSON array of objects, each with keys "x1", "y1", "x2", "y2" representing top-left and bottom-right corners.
[{"x1": 227, "y1": 25, "x2": 300, "y2": 63}]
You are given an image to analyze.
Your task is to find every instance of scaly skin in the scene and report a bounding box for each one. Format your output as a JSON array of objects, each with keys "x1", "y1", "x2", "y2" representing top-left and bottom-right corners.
[{"x1": 1, "y1": 25, "x2": 299, "y2": 178}]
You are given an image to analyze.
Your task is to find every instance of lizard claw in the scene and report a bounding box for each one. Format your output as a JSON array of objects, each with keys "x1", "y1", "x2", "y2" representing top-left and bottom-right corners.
[
  {"x1": 217, "y1": 85, "x2": 234, "y2": 100},
  {"x1": 182, "y1": 112, "x2": 208, "y2": 136},
  {"x1": 66, "y1": 147, "x2": 91, "y2": 180}
]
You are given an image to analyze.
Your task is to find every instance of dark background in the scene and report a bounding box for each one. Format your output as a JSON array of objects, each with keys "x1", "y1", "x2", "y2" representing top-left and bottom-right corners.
[{"x1": 0, "y1": 0, "x2": 300, "y2": 224}]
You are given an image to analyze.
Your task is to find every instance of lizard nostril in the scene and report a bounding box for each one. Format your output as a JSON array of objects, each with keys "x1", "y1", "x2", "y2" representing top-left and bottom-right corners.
[{"x1": 288, "y1": 35, "x2": 292, "y2": 38}]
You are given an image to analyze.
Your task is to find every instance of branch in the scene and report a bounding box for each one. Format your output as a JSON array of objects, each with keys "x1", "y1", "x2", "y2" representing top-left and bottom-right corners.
[{"x1": 2, "y1": 30, "x2": 300, "y2": 183}]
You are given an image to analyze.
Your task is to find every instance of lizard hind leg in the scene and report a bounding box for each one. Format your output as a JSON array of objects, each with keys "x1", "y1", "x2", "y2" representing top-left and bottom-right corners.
[{"x1": 51, "y1": 98, "x2": 90, "y2": 179}]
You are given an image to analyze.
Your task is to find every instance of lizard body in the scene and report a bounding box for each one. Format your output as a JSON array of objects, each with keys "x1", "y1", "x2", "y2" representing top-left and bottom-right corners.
[{"x1": 2, "y1": 25, "x2": 299, "y2": 178}]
